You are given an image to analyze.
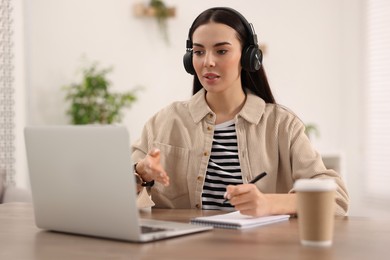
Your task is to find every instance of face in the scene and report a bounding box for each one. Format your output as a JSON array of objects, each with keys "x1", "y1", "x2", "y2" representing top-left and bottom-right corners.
[{"x1": 192, "y1": 22, "x2": 242, "y2": 95}]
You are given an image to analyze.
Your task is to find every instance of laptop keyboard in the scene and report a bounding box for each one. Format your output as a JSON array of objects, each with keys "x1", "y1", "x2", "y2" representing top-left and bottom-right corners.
[{"x1": 141, "y1": 225, "x2": 170, "y2": 234}]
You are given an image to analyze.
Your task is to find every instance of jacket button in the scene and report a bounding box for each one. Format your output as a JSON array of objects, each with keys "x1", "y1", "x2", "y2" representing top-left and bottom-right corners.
[
  {"x1": 203, "y1": 151, "x2": 208, "y2": 156},
  {"x1": 207, "y1": 126, "x2": 212, "y2": 131},
  {"x1": 197, "y1": 176, "x2": 202, "y2": 181},
  {"x1": 196, "y1": 204, "x2": 200, "y2": 209}
]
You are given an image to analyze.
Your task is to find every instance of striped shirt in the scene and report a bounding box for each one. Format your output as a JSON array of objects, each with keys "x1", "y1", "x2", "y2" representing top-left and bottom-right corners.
[{"x1": 202, "y1": 120, "x2": 243, "y2": 210}]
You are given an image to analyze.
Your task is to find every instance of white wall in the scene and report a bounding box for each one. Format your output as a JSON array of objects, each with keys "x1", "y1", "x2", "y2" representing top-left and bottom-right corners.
[
  {"x1": 26, "y1": 0, "x2": 348, "y2": 148},
  {"x1": 21, "y1": 0, "x2": 367, "y2": 214}
]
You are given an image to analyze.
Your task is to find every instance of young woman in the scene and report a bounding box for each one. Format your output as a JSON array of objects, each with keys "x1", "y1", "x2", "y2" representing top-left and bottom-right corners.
[{"x1": 132, "y1": 7, "x2": 349, "y2": 217}]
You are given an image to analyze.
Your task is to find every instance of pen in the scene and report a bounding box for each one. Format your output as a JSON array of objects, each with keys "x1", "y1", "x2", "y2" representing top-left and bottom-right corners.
[{"x1": 223, "y1": 172, "x2": 267, "y2": 204}]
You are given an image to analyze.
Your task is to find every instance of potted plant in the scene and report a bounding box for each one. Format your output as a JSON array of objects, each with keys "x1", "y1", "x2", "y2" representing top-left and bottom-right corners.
[
  {"x1": 150, "y1": 0, "x2": 170, "y2": 43},
  {"x1": 63, "y1": 62, "x2": 138, "y2": 124}
]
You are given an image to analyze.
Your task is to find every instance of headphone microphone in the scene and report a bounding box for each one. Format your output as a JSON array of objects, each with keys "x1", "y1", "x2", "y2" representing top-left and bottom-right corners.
[{"x1": 183, "y1": 7, "x2": 263, "y2": 75}]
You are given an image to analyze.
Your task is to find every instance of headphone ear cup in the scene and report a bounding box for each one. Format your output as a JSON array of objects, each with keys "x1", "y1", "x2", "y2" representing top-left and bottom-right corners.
[
  {"x1": 241, "y1": 46, "x2": 262, "y2": 72},
  {"x1": 183, "y1": 51, "x2": 195, "y2": 75}
]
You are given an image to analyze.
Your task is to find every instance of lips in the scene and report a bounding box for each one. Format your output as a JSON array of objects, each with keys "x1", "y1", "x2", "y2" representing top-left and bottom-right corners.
[{"x1": 203, "y1": 73, "x2": 220, "y2": 79}]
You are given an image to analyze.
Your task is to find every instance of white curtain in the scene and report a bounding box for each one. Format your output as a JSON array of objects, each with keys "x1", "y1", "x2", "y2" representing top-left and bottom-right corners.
[
  {"x1": 365, "y1": 0, "x2": 390, "y2": 199},
  {"x1": 0, "y1": 0, "x2": 15, "y2": 186}
]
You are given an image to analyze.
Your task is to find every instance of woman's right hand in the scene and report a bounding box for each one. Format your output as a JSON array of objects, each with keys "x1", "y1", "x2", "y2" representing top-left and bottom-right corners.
[{"x1": 135, "y1": 148, "x2": 170, "y2": 186}]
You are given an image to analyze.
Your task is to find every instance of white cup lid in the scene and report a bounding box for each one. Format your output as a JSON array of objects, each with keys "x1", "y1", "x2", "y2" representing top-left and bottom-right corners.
[{"x1": 293, "y1": 179, "x2": 337, "y2": 192}]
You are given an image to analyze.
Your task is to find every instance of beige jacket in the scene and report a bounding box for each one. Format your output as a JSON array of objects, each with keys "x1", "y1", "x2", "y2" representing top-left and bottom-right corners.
[{"x1": 132, "y1": 89, "x2": 349, "y2": 215}]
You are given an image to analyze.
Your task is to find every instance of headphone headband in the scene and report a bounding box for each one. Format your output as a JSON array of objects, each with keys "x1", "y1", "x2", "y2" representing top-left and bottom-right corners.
[{"x1": 186, "y1": 7, "x2": 258, "y2": 47}]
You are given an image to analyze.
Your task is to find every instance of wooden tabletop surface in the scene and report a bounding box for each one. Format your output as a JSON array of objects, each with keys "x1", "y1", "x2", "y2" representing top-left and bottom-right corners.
[{"x1": 1, "y1": 203, "x2": 389, "y2": 260}]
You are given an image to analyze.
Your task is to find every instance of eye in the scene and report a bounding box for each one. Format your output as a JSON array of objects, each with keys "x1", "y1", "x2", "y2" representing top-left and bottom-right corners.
[
  {"x1": 193, "y1": 49, "x2": 205, "y2": 56},
  {"x1": 217, "y1": 50, "x2": 227, "y2": 55}
]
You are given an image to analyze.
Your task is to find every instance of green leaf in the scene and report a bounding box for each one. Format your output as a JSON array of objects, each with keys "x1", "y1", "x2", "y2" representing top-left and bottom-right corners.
[{"x1": 63, "y1": 61, "x2": 139, "y2": 124}]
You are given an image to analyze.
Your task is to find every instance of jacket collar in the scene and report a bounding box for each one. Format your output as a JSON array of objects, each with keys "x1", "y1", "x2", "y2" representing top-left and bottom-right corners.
[{"x1": 188, "y1": 88, "x2": 266, "y2": 125}]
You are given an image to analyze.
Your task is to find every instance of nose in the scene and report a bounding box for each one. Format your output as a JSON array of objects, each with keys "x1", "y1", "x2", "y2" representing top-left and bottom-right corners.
[{"x1": 203, "y1": 52, "x2": 216, "y2": 68}]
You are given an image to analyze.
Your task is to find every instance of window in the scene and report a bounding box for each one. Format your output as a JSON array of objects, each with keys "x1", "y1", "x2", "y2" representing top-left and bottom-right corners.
[{"x1": 365, "y1": 0, "x2": 390, "y2": 199}]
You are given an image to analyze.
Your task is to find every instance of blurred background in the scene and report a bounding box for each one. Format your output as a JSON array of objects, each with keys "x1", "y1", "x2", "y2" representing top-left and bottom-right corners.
[{"x1": 2, "y1": 0, "x2": 389, "y2": 216}]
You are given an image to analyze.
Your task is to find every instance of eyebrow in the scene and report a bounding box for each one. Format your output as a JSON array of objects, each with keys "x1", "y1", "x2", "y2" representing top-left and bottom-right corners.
[{"x1": 192, "y1": 42, "x2": 232, "y2": 48}]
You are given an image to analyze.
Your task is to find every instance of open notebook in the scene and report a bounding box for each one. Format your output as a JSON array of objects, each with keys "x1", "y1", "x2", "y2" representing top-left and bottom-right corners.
[{"x1": 191, "y1": 211, "x2": 290, "y2": 229}]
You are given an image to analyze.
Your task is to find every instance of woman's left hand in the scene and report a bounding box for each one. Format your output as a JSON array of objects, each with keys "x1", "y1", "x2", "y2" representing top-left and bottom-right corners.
[{"x1": 225, "y1": 184, "x2": 272, "y2": 217}]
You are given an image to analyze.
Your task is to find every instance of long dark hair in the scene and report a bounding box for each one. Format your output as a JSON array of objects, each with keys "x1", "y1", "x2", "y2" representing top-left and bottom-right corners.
[{"x1": 189, "y1": 8, "x2": 276, "y2": 104}]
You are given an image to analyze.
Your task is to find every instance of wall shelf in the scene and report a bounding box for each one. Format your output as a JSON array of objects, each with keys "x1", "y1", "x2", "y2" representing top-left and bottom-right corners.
[{"x1": 133, "y1": 3, "x2": 176, "y2": 18}]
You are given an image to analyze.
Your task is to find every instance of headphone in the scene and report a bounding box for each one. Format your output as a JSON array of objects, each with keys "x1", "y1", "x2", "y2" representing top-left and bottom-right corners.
[{"x1": 183, "y1": 7, "x2": 263, "y2": 75}]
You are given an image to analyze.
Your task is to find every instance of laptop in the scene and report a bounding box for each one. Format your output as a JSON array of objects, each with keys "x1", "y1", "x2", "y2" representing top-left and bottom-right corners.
[{"x1": 24, "y1": 125, "x2": 212, "y2": 242}]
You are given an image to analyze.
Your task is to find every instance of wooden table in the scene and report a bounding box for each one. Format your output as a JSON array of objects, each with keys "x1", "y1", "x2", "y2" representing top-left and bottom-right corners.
[{"x1": 0, "y1": 203, "x2": 389, "y2": 260}]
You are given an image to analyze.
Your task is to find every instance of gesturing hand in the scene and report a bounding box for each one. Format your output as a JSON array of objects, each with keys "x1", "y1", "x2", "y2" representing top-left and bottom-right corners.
[{"x1": 136, "y1": 148, "x2": 170, "y2": 186}]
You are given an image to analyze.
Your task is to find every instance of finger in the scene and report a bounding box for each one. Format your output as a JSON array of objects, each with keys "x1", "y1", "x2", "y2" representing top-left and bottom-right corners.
[
  {"x1": 161, "y1": 176, "x2": 170, "y2": 186},
  {"x1": 156, "y1": 173, "x2": 170, "y2": 186},
  {"x1": 239, "y1": 208, "x2": 257, "y2": 217},
  {"x1": 226, "y1": 184, "x2": 252, "y2": 199},
  {"x1": 152, "y1": 167, "x2": 169, "y2": 183},
  {"x1": 233, "y1": 199, "x2": 253, "y2": 211},
  {"x1": 148, "y1": 148, "x2": 160, "y2": 157},
  {"x1": 229, "y1": 185, "x2": 261, "y2": 207},
  {"x1": 238, "y1": 203, "x2": 267, "y2": 218}
]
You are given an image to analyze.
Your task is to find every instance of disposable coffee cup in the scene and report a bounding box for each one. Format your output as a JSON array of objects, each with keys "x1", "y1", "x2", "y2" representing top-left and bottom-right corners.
[{"x1": 294, "y1": 179, "x2": 337, "y2": 247}]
